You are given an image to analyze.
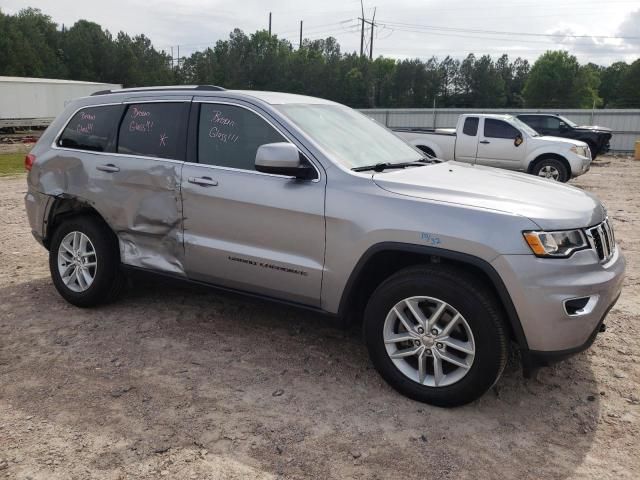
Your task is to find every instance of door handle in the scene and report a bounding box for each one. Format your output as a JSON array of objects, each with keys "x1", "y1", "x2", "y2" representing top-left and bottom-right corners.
[
  {"x1": 96, "y1": 164, "x2": 120, "y2": 173},
  {"x1": 479, "y1": 140, "x2": 490, "y2": 144},
  {"x1": 188, "y1": 176, "x2": 218, "y2": 187}
]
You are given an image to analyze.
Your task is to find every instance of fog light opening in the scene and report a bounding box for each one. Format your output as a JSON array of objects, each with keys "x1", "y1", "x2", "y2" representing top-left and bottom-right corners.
[{"x1": 564, "y1": 295, "x2": 599, "y2": 316}]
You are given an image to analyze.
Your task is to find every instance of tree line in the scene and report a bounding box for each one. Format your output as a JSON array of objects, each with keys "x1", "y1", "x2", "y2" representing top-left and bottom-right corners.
[{"x1": 1, "y1": 8, "x2": 639, "y2": 109}]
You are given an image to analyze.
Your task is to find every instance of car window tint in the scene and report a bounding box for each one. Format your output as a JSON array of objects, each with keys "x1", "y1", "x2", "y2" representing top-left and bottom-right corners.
[
  {"x1": 462, "y1": 117, "x2": 479, "y2": 136},
  {"x1": 484, "y1": 119, "x2": 520, "y2": 139},
  {"x1": 58, "y1": 105, "x2": 122, "y2": 152},
  {"x1": 117, "y1": 103, "x2": 187, "y2": 160},
  {"x1": 198, "y1": 104, "x2": 286, "y2": 171},
  {"x1": 519, "y1": 116, "x2": 539, "y2": 128},
  {"x1": 542, "y1": 116, "x2": 561, "y2": 130}
]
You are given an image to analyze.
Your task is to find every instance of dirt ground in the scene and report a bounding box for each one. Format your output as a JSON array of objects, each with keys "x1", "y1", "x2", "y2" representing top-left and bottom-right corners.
[{"x1": 1, "y1": 156, "x2": 638, "y2": 479}]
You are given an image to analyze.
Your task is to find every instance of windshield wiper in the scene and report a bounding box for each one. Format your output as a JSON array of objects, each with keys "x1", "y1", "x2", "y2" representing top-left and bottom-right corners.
[{"x1": 352, "y1": 161, "x2": 430, "y2": 172}]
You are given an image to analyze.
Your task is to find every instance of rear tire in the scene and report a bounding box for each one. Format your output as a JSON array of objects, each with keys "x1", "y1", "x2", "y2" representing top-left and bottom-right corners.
[
  {"x1": 531, "y1": 157, "x2": 569, "y2": 183},
  {"x1": 49, "y1": 215, "x2": 124, "y2": 307},
  {"x1": 363, "y1": 265, "x2": 508, "y2": 407}
]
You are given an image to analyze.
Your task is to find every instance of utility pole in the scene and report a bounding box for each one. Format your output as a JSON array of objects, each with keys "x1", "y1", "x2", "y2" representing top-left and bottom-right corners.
[
  {"x1": 177, "y1": 45, "x2": 180, "y2": 69},
  {"x1": 369, "y1": 7, "x2": 376, "y2": 60},
  {"x1": 299, "y1": 20, "x2": 303, "y2": 48},
  {"x1": 170, "y1": 46, "x2": 174, "y2": 70},
  {"x1": 359, "y1": 1, "x2": 377, "y2": 58},
  {"x1": 360, "y1": 0, "x2": 365, "y2": 56},
  {"x1": 269, "y1": 12, "x2": 272, "y2": 35}
]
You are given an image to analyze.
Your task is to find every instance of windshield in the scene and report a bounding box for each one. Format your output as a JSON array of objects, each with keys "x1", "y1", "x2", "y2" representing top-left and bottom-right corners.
[
  {"x1": 558, "y1": 115, "x2": 578, "y2": 127},
  {"x1": 510, "y1": 116, "x2": 541, "y2": 137},
  {"x1": 276, "y1": 104, "x2": 424, "y2": 169}
]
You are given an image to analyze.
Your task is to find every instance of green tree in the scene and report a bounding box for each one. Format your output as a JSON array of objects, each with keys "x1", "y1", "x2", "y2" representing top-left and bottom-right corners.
[
  {"x1": 617, "y1": 59, "x2": 640, "y2": 108},
  {"x1": 523, "y1": 50, "x2": 600, "y2": 108},
  {"x1": 600, "y1": 61, "x2": 631, "y2": 107}
]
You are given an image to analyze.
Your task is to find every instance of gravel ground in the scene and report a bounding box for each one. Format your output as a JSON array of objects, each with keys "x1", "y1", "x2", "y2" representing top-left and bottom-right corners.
[{"x1": 1, "y1": 157, "x2": 638, "y2": 479}]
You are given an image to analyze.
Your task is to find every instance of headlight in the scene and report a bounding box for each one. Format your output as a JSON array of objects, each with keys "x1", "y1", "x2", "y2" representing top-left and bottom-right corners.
[
  {"x1": 523, "y1": 229, "x2": 588, "y2": 258},
  {"x1": 570, "y1": 145, "x2": 589, "y2": 158}
]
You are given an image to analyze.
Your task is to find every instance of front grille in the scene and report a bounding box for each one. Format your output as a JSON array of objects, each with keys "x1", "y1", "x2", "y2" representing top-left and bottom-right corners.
[{"x1": 587, "y1": 218, "x2": 615, "y2": 262}]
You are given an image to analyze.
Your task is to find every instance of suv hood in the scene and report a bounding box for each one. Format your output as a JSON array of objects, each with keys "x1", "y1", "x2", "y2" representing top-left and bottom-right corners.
[
  {"x1": 575, "y1": 125, "x2": 612, "y2": 133},
  {"x1": 373, "y1": 161, "x2": 604, "y2": 230},
  {"x1": 536, "y1": 135, "x2": 588, "y2": 147}
]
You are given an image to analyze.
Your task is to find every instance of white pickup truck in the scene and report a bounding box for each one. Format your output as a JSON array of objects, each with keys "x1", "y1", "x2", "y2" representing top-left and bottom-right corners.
[{"x1": 394, "y1": 114, "x2": 592, "y2": 182}]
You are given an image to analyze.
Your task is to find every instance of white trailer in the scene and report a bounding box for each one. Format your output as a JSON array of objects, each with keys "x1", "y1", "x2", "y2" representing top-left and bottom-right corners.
[{"x1": 0, "y1": 76, "x2": 121, "y2": 129}]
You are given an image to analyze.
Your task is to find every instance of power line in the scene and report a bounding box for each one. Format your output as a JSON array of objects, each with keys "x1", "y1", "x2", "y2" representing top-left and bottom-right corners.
[{"x1": 376, "y1": 20, "x2": 640, "y2": 40}]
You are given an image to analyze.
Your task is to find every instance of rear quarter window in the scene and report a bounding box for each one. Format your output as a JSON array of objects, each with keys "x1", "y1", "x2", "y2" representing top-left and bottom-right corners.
[
  {"x1": 58, "y1": 105, "x2": 123, "y2": 152},
  {"x1": 117, "y1": 103, "x2": 188, "y2": 160},
  {"x1": 462, "y1": 117, "x2": 479, "y2": 136}
]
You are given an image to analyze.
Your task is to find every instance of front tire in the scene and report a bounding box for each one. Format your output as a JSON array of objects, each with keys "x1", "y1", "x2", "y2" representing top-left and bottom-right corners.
[
  {"x1": 49, "y1": 215, "x2": 124, "y2": 307},
  {"x1": 532, "y1": 158, "x2": 569, "y2": 182},
  {"x1": 363, "y1": 265, "x2": 508, "y2": 407}
]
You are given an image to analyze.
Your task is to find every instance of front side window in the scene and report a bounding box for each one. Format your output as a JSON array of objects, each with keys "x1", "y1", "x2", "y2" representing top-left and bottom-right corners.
[
  {"x1": 484, "y1": 119, "x2": 520, "y2": 139},
  {"x1": 198, "y1": 104, "x2": 286, "y2": 171},
  {"x1": 117, "y1": 103, "x2": 187, "y2": 159},
  {"x1": 58, "y1": 105, "x2": 122, "y2": 152},
  {"x1": 462, "y1": 117, "x2": 479, "y2": 136}
]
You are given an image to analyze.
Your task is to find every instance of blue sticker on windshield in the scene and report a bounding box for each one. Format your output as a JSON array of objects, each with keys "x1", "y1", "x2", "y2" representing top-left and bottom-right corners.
[{"x1": 421, "y1": 232, "x2": 442, "y2": 246}]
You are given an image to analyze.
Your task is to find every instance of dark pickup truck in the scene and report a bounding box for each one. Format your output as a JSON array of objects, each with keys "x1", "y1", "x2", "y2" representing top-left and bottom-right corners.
[{"x1": 516, "y1": 114, "x2": 612, "y2": 160}]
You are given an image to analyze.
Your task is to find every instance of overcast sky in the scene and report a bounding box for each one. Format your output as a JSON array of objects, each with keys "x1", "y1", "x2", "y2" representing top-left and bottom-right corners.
[{"x1": 2, "y1": 0, "x2": 639, "y2": 65}]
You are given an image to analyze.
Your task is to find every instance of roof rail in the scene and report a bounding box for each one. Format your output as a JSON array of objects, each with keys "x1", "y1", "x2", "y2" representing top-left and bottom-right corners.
[{"x1": 91, "y1": 85, "x2": 225, "y2": 96}]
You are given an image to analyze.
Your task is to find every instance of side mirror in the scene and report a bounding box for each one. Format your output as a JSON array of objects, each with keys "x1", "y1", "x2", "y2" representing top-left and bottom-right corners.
[
  {"x1": 514, "y1": 134, "x2": 523, "y2": 147},
  {"x1": 559, "y1": 123, "x2": 568, "y2": 132},
  {"x1": 255, "y1": 142, "x2": 314, "y2": 179}
]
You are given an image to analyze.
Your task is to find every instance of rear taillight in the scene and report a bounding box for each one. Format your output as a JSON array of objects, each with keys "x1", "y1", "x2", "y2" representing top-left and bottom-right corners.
[{"x1": 25, "y1": 153, "x2": 35, "y2": 171}]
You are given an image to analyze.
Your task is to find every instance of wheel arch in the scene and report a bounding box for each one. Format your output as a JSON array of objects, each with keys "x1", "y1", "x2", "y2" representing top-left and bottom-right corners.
[
  {"x1": 415, "y1": 145, "x2": 437, "y2": 157},
  {"x1": 527, "y1": 153, "x2": 571, "y2": 176},
  {"x1": 337, "y1": 242, "x2": 529, "y2": 350},
  {"x1": 43, "y1": 195, "x2": 116, "y2": 250},
  {"x1": 406, "y1": 138, "x2": 442, "y2": 158}
]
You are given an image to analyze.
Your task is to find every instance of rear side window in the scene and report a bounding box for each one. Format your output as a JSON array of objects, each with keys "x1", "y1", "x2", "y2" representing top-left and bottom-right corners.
[
  {"x1": 117, "y1": 103, "x2": 188, "y2": 160},
  {"x1": 484, "y1": 119, "x2": 520, "y2": 139},
  {"x1": 519, "y1": 116, "x2": 539, "y2": 128},
  {"x1": 462, "y1": 117, "x2": 479, "y2": 136},
  {"x1": 58, "y1": 105, "x2": 122, "y2": 152},
  {"x1": 541, "y1": 116, "x2": 561, "y2": 130},
  {"x1": 198, "y1": 103, "x2": 287, "y2": 171}
]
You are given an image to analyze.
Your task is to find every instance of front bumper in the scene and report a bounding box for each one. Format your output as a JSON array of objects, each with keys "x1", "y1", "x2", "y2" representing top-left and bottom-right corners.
[
  {"x1": 526, "y1": 293, "x2": 618, "y2": 368},
  {"x1": 492, "y1": 246, "x2": 625, "y2": 354}
]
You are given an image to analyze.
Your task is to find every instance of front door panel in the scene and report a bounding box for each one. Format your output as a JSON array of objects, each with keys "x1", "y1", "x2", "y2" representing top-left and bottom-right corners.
[{"x1": 181, "y1": 101, "x2": 325, "y2": 306}]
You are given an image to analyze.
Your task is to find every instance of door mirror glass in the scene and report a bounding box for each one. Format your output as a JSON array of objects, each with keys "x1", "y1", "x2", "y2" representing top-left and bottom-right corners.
[{"x1": 255, "y1": 142, "x2": 314, "y2": 179}]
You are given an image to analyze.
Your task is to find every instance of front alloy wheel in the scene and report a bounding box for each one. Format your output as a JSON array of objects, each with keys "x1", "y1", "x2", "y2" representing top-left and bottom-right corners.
[
  {"x1": 364, "y1": 265, "x2": 508, "y2": 407},
  {"x1": 537, "y1": 165, "x2": 560, "y2": 181},
  {"x1": 383, "y1": 296, "x2": 475, "y2": 387}
]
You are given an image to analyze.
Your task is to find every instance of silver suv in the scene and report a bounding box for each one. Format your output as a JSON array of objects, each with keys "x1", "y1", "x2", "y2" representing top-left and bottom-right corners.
[{"x1": 25, "y1": 86, "x2": 625, "y2": 407}]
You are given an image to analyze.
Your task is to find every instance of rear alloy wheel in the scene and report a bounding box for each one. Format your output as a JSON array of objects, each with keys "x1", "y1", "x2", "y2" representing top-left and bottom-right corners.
[
  {"x1": 364, "y1": 265, "x2": 508, "y2": 407},
  {"x1": 49, "y1": 215, "x2": 124, "y2": 307},
  {"x1": 57, "y1": 231, "x2": 98, "y2": 293},
  {"x1": 532, "y1": 158, "x2": 568, "y2": 183}
]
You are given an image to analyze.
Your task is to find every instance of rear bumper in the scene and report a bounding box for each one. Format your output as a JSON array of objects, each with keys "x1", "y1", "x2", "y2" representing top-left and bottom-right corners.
[{"x1": 24, "y1": 188, "x2": 51, "y2": 247}]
